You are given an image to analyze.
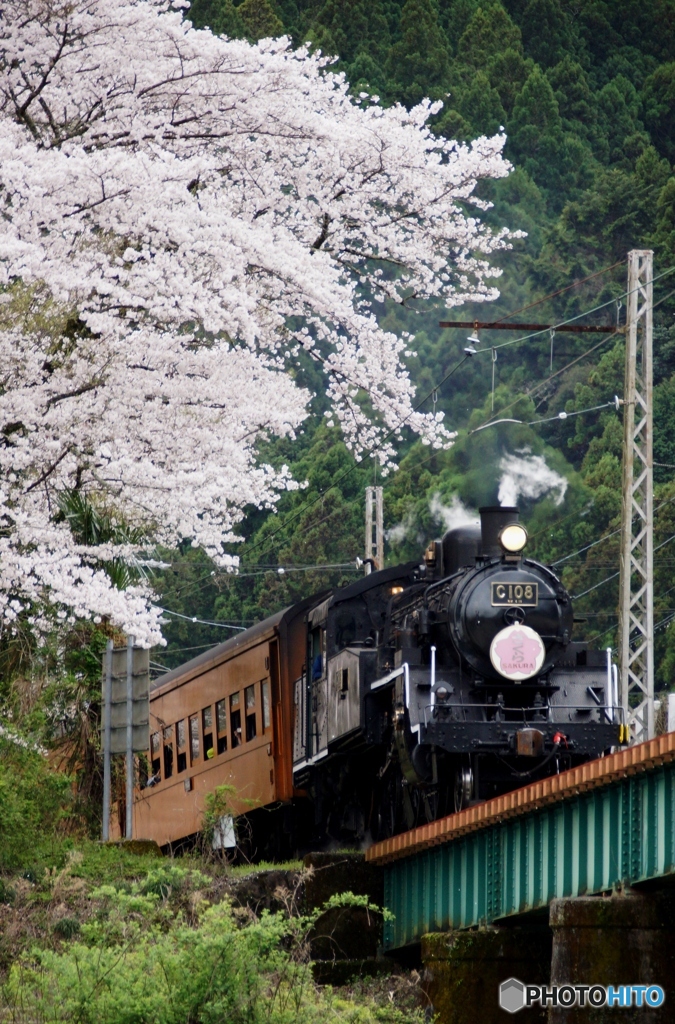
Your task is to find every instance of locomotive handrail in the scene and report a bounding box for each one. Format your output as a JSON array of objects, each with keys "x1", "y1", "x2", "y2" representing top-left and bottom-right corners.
[
  {"x1": 422, "y1": 701, "x2": 626, "y2": 728},
  {"x1": 370, "y1": 663, "x2": 407, "y2": 690},
  {"x1": 292, "y1": 746, "x2": 329, "y2": 772}
]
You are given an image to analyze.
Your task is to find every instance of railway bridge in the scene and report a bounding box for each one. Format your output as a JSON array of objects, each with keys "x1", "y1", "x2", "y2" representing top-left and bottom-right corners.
[{"x1": 366, "y1": 733, "x2": 675, "y2": 1022}]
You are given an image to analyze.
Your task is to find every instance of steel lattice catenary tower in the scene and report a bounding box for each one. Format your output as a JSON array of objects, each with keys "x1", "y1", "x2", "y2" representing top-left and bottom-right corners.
[{"x1": 619, "y1": 249, "x2": 654, "y2": 744}]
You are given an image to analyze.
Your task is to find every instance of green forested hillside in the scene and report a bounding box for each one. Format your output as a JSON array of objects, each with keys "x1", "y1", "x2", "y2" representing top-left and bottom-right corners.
[{"x1": 152, "y1": 0, "x2": 675, "y2": 688}]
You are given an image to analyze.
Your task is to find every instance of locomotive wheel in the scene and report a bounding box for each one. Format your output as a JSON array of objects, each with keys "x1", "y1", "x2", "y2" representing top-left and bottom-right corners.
[{"x1": 454, "y1": 761, "x2": 474, "y2": 812}]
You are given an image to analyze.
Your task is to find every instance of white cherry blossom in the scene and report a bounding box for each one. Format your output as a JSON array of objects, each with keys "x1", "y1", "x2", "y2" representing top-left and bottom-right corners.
[{"x1": 0, "y1": 0, "x2": 516, "y2": 644}]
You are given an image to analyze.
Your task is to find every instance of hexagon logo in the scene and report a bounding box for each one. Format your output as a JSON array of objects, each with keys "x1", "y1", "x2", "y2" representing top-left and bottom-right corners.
[{"x1": 499, "y1": 977, "x2": 526, "y2": 1014}]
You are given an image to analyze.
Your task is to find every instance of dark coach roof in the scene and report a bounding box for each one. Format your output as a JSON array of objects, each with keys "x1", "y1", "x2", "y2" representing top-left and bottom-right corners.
[
  {"x1": 329, "y1": 560, "x2": 420, "y2": 605},
  {"x1": 150, "y1": 590, "x2": 330, "y2": 695},
  {"x1": 150, "y1": 607, "x2": 287, "y2": 694}
]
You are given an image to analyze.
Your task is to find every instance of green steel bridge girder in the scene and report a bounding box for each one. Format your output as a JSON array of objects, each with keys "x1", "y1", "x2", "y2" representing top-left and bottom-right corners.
[{"x1": 383, "y1": 762, "x2": 675, "y2": 950}]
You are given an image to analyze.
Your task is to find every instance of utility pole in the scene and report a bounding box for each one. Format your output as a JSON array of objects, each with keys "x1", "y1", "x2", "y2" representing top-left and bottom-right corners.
[
  {"x1": 365, "y1": 485, "x2": 384, "y2": 573},
  {"x1": 619, "y1": 249, "x2": 654, "y2": 744},
  {"x1": 126, "y1": 635, "x2": 134, "y2": 839},
  {"x1": 102, "y1": 640, "x2": 113, "y2": 841}
]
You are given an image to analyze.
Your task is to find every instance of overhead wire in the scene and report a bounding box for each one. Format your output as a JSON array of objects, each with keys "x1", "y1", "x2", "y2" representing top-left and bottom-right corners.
[
  {"x1": 570, "y1": 529, "x2": 675, "y2": 601},
  {"x1": 571, "y1": 572, "x2": 620, "y2": 601},
  {"x1": 153, "y1": 556, "x2": 362, "y2": 618},
  {"x1": 471, "y1": 399, "x2": 619, "y2": 433},
  {"x1": 585, "y1": 578, "x2": 675, "y2": 647},
  {"x1": 231, "y1": 561, "x2": 360, "y2": 578},
  {"x1": 553, "y1": 494, "x2": 675, "y2": 568},
  {"x1": 484, "y1": 260, "x2": 625, "y2": 326},
  {"x1": 469, "y1": 278, "x2": 675, "y2": 436},
  {"x1": 156, "y1": 320, "x2": 670, "y2": 612},
  {"x1": 157, "y1": 607, "x2": 248, "y2": 630},
  {"x1": 528, "y1": 502, "x2": 595, "y2": 544},
  {"x1": 169, "y1": 266, "x2": 675, "y2": 585},
  {"x1": 527, "y1": 400, "x2": 618, "y2": 427},
  {"x1": 239, "y1": 277, "x2": 647, "y2": 565},
  {"x1": 470, "y1": 265, "x2": 675, "y2": 356},
  {"x1": 469, "y1": 331, "x2": 620, "y2": 435}
]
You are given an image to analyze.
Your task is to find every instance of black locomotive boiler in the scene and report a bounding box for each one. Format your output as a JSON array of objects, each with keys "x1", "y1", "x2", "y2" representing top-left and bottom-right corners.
[{"x1": 292, "y1": 505, "x2": 624, "y2": 842}]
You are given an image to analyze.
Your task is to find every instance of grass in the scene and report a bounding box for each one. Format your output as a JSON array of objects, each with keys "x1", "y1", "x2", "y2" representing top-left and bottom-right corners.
[{"x1": 227, "y1": 858, "x2": 304, "y2": 877}]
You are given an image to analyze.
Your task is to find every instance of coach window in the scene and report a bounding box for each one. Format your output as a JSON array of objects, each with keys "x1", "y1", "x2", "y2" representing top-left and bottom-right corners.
[
  {"x1": 176, "y1": 719, "x2": 187, "y2": 773},
  {"x1": 150, "y1": 731, "x2": 161, "y2": 779},
  {"x1": 230, "y1": 692, "x2": 242, "y2": 748},
  {"x1": 245, "y1": 684, "x2": 257, "y2": 741},
  {"x1": 203, "y1": 706, "x2": 214, "y2": 760},
  {"x1": 311, "y1": 626, "x2": 325, "y2": 680},
  {"x1": 261, "y1": 681, "x2": 271, "y2": 732},
  {"x1": 163, "y1": 726, "x2": 174, "y2": 780},
  {"x1": 335, "y1": 607, "x2": 357, "y2": 651},
  {"x1": 189, "y1": 714, "x2": 200, "y2": 764},
  {"x1": 216, "y1": 699, "x2": 228, "y2": 754}
]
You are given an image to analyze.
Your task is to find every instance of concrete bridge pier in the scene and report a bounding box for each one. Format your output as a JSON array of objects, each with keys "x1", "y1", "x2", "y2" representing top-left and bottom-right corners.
[
  {"x1": 421, "y1": 926, "x2": 552, "y2": 1023},
  {"x1": 549, "y1": 893, "x2": 675, "y2": 1023}
]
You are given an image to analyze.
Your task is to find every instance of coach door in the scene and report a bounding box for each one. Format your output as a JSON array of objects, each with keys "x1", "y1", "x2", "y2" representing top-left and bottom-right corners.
[{"x1": 269, "y1": 638, "x2": 293, "y2": 800}]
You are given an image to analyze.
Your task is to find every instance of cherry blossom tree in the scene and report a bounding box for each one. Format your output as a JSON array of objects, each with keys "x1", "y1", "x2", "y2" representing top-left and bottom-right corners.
[{"x1": 0, "y1": 0, "x2": 516, "y2": 644}]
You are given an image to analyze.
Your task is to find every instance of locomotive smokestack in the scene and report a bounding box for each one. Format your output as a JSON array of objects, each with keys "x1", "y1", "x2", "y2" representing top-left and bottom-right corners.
[{"x1": 479, "y1": 506, "x2": 519, "y2": 557}]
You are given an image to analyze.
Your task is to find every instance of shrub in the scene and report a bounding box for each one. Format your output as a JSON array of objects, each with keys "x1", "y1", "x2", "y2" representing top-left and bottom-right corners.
[
  {"x1": 52, "y1": 918, "x2": 81, "y2": 941},
  {"x1": 0, "y1": 735, "x2": 71, "y2": 871},
  {"x1": 136, "y1": 863, "x2": 209, "y2": 900},
  {"x1": 2, "y1": 876, "x2": 424, "y2": 1024},
  {"x1": 0, "y1": 879, "x2": 15, "y2": 905}
]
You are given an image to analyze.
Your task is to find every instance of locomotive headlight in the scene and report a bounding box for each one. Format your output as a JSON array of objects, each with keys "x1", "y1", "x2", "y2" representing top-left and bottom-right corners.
[{"x1": 499, "y1": 523, "x2": 528, "y2": 553}]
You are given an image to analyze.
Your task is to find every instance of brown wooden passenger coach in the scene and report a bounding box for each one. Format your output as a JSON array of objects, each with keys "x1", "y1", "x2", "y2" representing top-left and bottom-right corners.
[{"x1": 134, "y1": 598, "x2": 316, "y2": 848}]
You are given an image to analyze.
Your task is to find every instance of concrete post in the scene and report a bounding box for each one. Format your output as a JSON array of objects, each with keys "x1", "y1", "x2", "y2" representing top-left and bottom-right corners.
[
  {"x1": 365, "y1": 485, "x2": 384, "y2": 572},
  {"x1": 421, "y1": 927, "x2": 552, "y2": 1024},
  {"x1": 126, "y1": 635, "x2": 134, "y2": 839},
  {"x1": 549, "y1": 894, "x2": 675, "y2": 1023},
  {"x1": 102, "y1": 639, "x2": 113, "y2": 841},
  {"x1": 668, "y1": 692, "x2": 675, "y2": 733}
]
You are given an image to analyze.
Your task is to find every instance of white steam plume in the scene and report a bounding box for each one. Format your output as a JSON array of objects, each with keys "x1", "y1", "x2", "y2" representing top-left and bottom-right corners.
[
  {"x1": 385, "y1": 516, "x2": 414, "y2": 545},
  {"x1": 386, "y1": 493, "x2": 478, "y2": 547},
  {"x1": 498, "y1": 453, "x2": 567, "y2": 507},
  {"x1": 429, "y1": 493, "x2": 480, "y2": 530}
]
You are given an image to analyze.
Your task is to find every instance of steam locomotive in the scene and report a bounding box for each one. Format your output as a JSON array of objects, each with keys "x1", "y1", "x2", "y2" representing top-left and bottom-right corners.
[{"x1": 137, "y1": 505, "x2": 624, "y2": 854}]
